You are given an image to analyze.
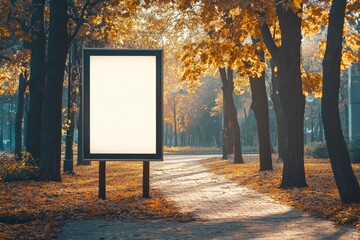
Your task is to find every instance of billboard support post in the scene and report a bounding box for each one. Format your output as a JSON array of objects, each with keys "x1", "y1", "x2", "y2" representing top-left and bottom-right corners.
[
  {"x1": 143, "y1": 161, "x2": 150, "y2": 198},
  {"x1": 99, "y1": 161, "x2": 106, "y2": 200}
]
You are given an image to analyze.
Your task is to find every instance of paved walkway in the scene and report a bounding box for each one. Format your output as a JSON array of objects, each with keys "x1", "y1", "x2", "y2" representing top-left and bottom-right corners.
[{"x1": 59, "y1": 155, "x2": 360, "y2": 239}]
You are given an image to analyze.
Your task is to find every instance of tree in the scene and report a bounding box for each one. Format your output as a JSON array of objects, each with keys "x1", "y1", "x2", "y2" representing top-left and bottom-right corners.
[
  {"x1": 322, "y1": 0, "x2": 360, "y2": 203},
  {"x1": 259, "y1": 1, "x2": 306, "y2": 188},
  {"x1": 39, "y1": 0, "x2": 141, "y2": 180},
  {"x1": 269, "y1": 58, "x2": 285, "y2": 161},
  {"x1": 219, "y1": 68, "x2": 244, "y2": 163},
  {"x1": 26, "y1": 0, "x2": 46, "y2": 162},
  {"x1": 39, "y1": 0, "x2": 68, "y2": 180},
  {"x1": 14, "y1": 66, "x2": 28, "y2": 158},
  {"x1": 249, "y1": 47, "x2": 272, "y2": 170}
]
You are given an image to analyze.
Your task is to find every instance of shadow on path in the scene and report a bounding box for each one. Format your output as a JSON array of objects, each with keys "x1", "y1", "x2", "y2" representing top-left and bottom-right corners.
[{"x1": 59, "y1": 154, "x2": 359, "y2": 239}]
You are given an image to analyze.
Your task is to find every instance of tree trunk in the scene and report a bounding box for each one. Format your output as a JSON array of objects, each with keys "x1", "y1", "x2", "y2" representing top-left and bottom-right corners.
[
  {"x1": 8, "y1": 119, "x2": 13, "y2": 151},
  {"x1": 222, "y1": 84, "x2": 234, "y2": 154},
  {"x1": 197, "y1": 125, "x2": 203, "y2": 146},
  {"x1": 164, "y1": 123, "x2": 168, "y2": 146},
  {"x1": 39, "y1": 0, "x2": 68, "y2": 181},
  {"x1": 276, "y1": 3, "x2": 306, "y2": 188},
  {"x1": 249, "y1": 50, "x2": 272, "y2": 171},
  {"x1": 243, "y1": 109, "x2": 248, "y2": 147},
  {"x1": 173, "y1": 97, "x2": 178, "y2": 146},
  {"x1": 322, "y1": 0, "x2": 360, "y2": 203},
  {"x1": 318, "y1": 111, "x2": 324, "y2": 141},
  {"x1": 66, "y1": 92, "x2": 76, "y2": 165},
  {"x1": 26, "y1": 0, "x2": 46, "y2": 161},
  {"x1": 15, "y1": 72, "x2": 27, "y2": 159},
  {"x1": 270, "y1": 59, "x2": 285, "y2": 161},
  {"x1": 23, "y1": 94, "x2": 29, "y2": 149},
  {"x1": 64, "y1": 43, "x2": 75, "y2": 172},
  {"x1": 0, "y1": 100, "x2": 3, "y2": 151},
  {"x1": 220, "y1": 68, "x2": 243, "y2": 163},
  {"x1": 215, "y1": 115, "x2": 220, "y2": 148}
]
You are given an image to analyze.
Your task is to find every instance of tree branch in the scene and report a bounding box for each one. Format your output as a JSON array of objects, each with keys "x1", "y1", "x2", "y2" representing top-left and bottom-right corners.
[
  {"x1": 259, "y1": 22, "x2": 279, "y2": 58},
  {"x1": 68, "y1": 0, "x2": 101, "y2": 44},
  {"x1": 219, "y1": 67, "x2": 227, "y2": 86}
]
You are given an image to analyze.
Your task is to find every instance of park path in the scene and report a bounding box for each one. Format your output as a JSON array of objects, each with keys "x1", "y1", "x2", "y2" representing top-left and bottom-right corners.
[{"x1": 59, "y1": 155, "x2": 360, "y2": 239}]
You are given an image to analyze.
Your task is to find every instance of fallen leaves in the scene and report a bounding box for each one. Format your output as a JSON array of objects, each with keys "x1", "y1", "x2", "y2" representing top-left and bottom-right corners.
[
  {"x1": 164, "y1": 146, "x2": 221, "y2": 154},
  {"x1": 0, "y1": 160, "x2": 193, "y2": 239},
  {"x1": 202, "y1": 155, "x2": 360, "y2": 229}
]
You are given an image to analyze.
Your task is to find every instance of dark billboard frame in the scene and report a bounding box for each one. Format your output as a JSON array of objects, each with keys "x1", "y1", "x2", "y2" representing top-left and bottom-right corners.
[{"x1": 82, "y1": 48, "x2": 163, "y2": 162}]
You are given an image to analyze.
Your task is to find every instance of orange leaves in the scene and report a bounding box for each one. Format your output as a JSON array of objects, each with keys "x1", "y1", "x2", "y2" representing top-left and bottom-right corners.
[
  {"x1": 291, "y1": 0, "x2": 302, "y2": 12},
  {"x1": 0, "y1": 26, "x2": 11, "y2": 38},
  {"x1": 0, "y1": 233, "x2": 9, "y2": 239},
  {"x1": 87, "y1": 16, "x2": 103, "y2": 26},
  {"x1": 0, "y1": 160, "x2": 191, "y2": 239},
  {"x1": 302, "y1": 71, "x2": 322, "y2": 97}
]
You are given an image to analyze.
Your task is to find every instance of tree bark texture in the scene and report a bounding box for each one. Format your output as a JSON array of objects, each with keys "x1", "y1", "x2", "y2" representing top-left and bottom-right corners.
[
  {"x1": 322, "y1": 0, "x2": 360, "y2": 203},
  {"x1": 15, "y1": 72, "x2": 27, "y2": 158},
  {"x1": 26, "y1": 0, "x2": 46, "y2": 161},
  {"x1": 39, "y1": 0, "x2": 68, "y2": 181},
  {"x1": 270, "y1": 59, "x2": 285, "y2": 160},
  {"x1": 224, "y1": 98, "x2": 234, "y2": 154},
  {"x1": 220, "y1": 68, "x2": 243, "y2": 163},
  {"x1": 276, "y1": 3, "x2": 306, "y2": 188},
  {"x1": 249, "y1": 50, "x2": 273, "y2": 171}
]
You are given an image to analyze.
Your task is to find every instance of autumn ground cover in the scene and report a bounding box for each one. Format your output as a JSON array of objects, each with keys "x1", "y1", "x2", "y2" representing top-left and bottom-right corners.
[
  {"x1": 164, "y1": 146, "x2": 221, "y2": 154},
  {"x1": 202, "y1": 155, "x2": 360, "y2": 230},
  {"x1": 163, "y1": 146, "x2": 259, "y2": 154},
  {"x1": 0, "y1": 160, "x2": 193, "y2": 239}
]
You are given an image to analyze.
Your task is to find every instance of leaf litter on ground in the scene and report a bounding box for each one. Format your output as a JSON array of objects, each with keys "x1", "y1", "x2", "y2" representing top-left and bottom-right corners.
[
  {"x1": 202, "y1": 155, "x2": 360, "y2": 230},
  {"x1": 0, "y1": 161, "x2": 194, "y2": 239}
]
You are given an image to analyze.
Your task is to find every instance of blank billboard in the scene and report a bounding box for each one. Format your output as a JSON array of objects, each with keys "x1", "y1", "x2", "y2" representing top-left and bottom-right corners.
[{"x1": 82, "y1": 49, "x2": 163, "y2": 161}]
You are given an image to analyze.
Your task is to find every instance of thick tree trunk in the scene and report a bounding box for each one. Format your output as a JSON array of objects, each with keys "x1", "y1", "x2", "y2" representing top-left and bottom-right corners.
[
  {"x1": 220, "y1": 68, "x2": 243, "y2": 163},
  {"x1": 322, "y1": 0, "x2": 360, "y2": 203},
  {"x1": 270, "y1": 59, "x2": 285, "y2": 161},
  {"x1": 26, "y1": 0, "x2": 46, "y2": 161},
  {"x1": 222, "y1": 84, "x2": 234, "y2": 154},
  {"x1": 276, "y1": 3, "x2": 306, "y2": 188},
  {"x1": 249, "y1": 50, "x2": 273, "y2": 171},
  {"x1": 39, "y1": 0, "x2": 68, "y2": 181},
  {"x1": 15, "y1": 72, "x2": 27, "y2": 159}
]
